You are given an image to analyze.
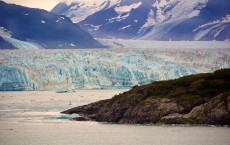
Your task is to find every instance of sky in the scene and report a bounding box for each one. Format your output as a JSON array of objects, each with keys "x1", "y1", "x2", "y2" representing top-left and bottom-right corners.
[{"x1": 2, "y1": 0, "x2": 99, "y2": 11}]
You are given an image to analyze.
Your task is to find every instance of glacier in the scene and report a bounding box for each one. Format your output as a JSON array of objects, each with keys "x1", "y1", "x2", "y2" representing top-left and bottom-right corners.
[
  {"x1": 0, "y1": 66, "x2": 36, "y2": 91},
  {"x1": 0, "y1": 27, "x2": 44, "y2": 50},
  {"x1": 98, "y1": 39, "x2": 230, "y2": 49},
  {"x1": 0, "y1": 41, "x2": 230, "y2": 91}
]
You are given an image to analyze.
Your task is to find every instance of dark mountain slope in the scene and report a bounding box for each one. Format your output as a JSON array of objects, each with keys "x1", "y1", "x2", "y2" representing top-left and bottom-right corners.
[
  {"x1": 0, "y1": 1, "x2": 103, "y2": 49},
  {"x1": 158, "y1": 0, "x2": 230, "y2": 41},
  {"x1": 0, "y1": 37, "x2": 17, "y2": 49},
  {"x1": 52, "y1": 0, "x2": 230, "y2": 40}
]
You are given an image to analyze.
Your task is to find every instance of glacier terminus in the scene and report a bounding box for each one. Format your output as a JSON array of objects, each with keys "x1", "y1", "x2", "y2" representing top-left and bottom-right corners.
[{"x1": 0, "y1": 41, "x2": 230, "y2": 91}]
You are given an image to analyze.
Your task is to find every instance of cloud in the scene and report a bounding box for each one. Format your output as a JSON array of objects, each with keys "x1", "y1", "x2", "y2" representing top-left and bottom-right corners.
[
  {"x1": 53, "y1": 0, "x2": 105, "y2": 4},
  {"x1": 3, "y1": 0, "x2": 105, "y2": 11},
  {"x1": 3, "y1": 0, "x2": 60, "y2": 11}
]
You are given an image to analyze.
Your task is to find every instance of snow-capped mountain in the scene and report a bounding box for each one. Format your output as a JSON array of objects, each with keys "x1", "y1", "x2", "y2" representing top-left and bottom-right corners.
[
  {"x1": 142, "y1": 0, "x2": 230, "y2": 41},
  {"x1": 1, "y1": 41, "x2": 230, "y2": 91},
  {"x1": 51, "y1": 0, "x2": 120, "y2": 23},
  {"x1": 0, "y1": 1, "x2": 103, "y2": 49},
  {"x1": 52, "y1": 0, "x2": 230, "y2": 41}
]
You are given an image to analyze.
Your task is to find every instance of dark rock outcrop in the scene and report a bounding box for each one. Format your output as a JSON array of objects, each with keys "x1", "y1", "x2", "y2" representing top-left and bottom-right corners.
[
  {"x1": 71, "y1": 116, "x2": 91, "y2": 121},
  {"x1": 62, "y1": 69, "x2": 230, "y2": 125},
  {"x1": 160, "y1": 92, "x2": 230, "y2": 125}
]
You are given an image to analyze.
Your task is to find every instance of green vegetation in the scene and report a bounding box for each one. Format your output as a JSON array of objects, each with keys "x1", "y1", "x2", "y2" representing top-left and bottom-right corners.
[
  {"x1": 63, "y1": 69, "x2": 230, "y2": 125},
  {"x1": 160, "y1": 117, "x2": 206, "y2": 124},
  {"x1": 110, "y1": 69, "x2": 230, "y2": 111}
]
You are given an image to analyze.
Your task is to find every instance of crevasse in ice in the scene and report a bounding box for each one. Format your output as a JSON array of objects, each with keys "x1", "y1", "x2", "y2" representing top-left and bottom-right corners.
[{"x1": 0, "y1": 47, "x2": 229, "y2": 91}]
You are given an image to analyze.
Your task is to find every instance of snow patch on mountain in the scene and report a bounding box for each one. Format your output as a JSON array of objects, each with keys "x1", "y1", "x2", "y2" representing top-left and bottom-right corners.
[
  {"x1": 139, "y1": 9, "x2": 156, "y2": 33},
  {"x1": 142, "y1": 0, "x2": 209, "y2": 40},
  {"x1": 153, "y1": 0, "x2": 167, "y2": 23},
  {"x1": 141, "y1": 19, "x2": 184, "y2": 40},
  {"x1": 172, "y1": 0, "x2": 207, "y2": 18},
  {"x1": 108, "y1": 13, "x2": 130, "y2": 23},
  {"x1": 114, "y1": 2, "x2": 142, "y2": 14},
  {"x1": 213, "y1": 26, "x2": 226, "y2": 38},
  {"x1": 69, "y1": 43, "x2": 76, "y2": 46},
  {"x1": 52, "y1": 0, "x2": 120, "y2": 23},
  {"x1": 119, "y1": 25, "x2": 131, "y2": 30},
  {"x1": 193, "y1": 15, "x2": 230, "y2": 40},
  {"x1": 194, "y1": 24, "x2": 226, "y2": 41},
  {"x1": 194, "y1": 15, "x2": 230, "y2": 31},
  {"x1": 84, "y1": 24, "x2": 102, "y2": 32}
]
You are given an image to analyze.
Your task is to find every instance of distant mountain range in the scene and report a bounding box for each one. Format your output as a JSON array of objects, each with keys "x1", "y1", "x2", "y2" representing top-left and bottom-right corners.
[
  {"x1": 52, "y1": 0, "x2": 230, "y2": 41},
  {"x1": 1, "y1": 0, "x2": 229, "y2": 50},
  {"x1": 0, "y1": 1, "x2": 103, "y2": 49}
]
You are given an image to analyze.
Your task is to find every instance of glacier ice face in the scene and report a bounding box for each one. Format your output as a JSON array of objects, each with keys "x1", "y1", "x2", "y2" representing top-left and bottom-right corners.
[
  {"x1": 0, "y1": 66, "x2": 36, "y2": 91},
  {"x1": 0, "y1": 42, "x2": 230, "y2": 91}
]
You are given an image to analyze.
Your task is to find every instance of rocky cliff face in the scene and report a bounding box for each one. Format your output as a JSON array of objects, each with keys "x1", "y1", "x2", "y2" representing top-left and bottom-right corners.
[
  {"x1": 161, "y1": 92, "x2": 230, "y2": 125},
  {"x1": 62, "y1": 69, "x2": 230, "y2": 125}
]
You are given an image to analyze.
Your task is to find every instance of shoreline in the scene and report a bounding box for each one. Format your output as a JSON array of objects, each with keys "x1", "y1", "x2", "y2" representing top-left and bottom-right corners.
[{"x1": 0, "y1": 90, "x2": 229, "y2": 145}]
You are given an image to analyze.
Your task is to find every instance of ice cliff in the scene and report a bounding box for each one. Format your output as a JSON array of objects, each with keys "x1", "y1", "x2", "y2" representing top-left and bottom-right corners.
[
  {"x1": 0, "y1": 45, "x2": 230, "y2": 91},
  {"x1": 0, "y1": 66, "x2": 36, "y2": 91}
]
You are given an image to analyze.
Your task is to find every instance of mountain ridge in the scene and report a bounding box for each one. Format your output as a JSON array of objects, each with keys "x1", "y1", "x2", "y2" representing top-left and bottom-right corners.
[
  {"x1": 52, "y1": 0, "x2": 230, "y2": 41},
  {"x1": 0, "y1": 1, "x2": 104, "y2": 49}
]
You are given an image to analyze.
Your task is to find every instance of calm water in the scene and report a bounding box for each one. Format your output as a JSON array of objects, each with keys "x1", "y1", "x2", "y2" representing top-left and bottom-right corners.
[{"x1": 0, "y1": 91, "x2": 229, "y2": 145}]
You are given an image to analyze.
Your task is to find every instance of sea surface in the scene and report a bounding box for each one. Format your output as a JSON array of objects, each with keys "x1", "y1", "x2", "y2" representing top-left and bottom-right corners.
[{"x1": 0, "y1": 90, "x2": 229, "y2": 145}]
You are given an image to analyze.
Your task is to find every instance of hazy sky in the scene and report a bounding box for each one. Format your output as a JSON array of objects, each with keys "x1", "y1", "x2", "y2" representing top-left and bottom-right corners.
[{"x1": 3, "y1": 0, "x2": 98, "y2": 11}]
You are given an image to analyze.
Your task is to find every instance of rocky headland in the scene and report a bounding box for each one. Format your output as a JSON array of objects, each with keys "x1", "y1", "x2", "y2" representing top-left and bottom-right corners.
[{"x1": 62, "y1": 69, "x2": 230, "y2": 125}]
